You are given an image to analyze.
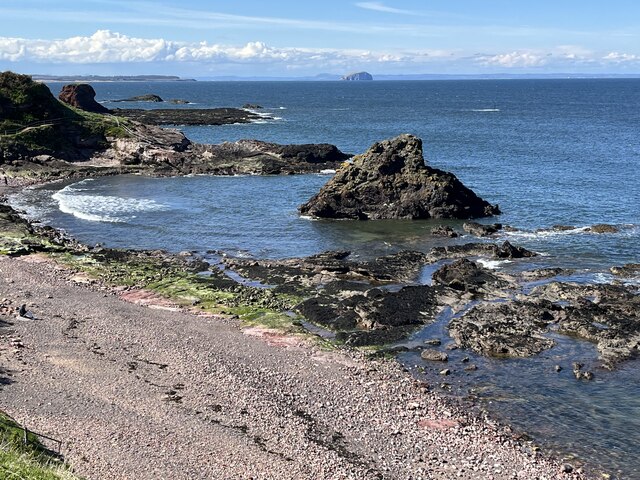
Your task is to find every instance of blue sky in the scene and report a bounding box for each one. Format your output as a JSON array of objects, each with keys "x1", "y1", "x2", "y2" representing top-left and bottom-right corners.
[{"x1": 0, "y1": 0, "x2": 639, "y2": 77}]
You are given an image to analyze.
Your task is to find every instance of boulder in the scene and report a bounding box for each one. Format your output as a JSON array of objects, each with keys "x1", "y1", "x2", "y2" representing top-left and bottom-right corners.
[
  {"x1": 58, "y1": 84, "x2": 110, "y2": 114},
  {"x1": 431, "y1": 226, "x2": 459, "y2": 237},
  {"x1": 463, "y1": 221, "x2": 502, "y2": 237},
  {"x1": 299, "y1": 134, "x2": 500, "y2": 220},
  {"x1": 432, "y1": 258, "x2": 509, "y2": 293}
]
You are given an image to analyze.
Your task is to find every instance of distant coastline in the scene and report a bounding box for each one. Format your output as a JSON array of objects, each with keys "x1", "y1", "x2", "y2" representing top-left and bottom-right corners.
[{"x1": 33, "y1": 74, "x2": 196, "y2": 82}]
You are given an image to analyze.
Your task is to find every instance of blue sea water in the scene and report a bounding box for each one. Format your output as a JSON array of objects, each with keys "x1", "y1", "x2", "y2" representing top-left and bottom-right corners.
[{"x1": 13, "y1": 79, "x2": 640, "y2": 477}]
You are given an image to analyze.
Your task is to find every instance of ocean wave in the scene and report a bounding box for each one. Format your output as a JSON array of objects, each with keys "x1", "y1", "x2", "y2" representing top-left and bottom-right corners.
[
  {"x1": 470, "y1": 108, "x2": 500, "y2": 112},
  {"x1": 52, "y1": 183, "x2": 169, "y2": 223},
  {"x1": 477, "y1": 258, "x2": 512, "y2": 269}
]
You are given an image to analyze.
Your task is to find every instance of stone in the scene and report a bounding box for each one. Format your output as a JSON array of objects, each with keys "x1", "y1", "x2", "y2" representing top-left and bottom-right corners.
[
  {"x1": 242, "y1": 103, "x2": 263, "y2": 109},
  {"x1": 420, "y1": 349, "x2": 448, "y2": 362},
  {"x1": 439, "y1": 369, "x2": 451, "y2": 376},
  {"x1": 610, "y1": 263, "x2": 640, "y2": 278},
  {"x1": 432, "y1": 258, "x2": 510, "y2": 293},
  {"x1": 463, "y1": 222, "x2": 502, "y2": 237},
  {"x1": 430, "y1": 226, "x2": 459, "y2": 237},
  {"x1": 424, "y1": 339, "x2": 442, "y2": 346},
  {"x1": 586, "y1": 224, "x2": 619, "y2": 234},
  {"x1": 299, "y1": 134, "x2": 500, "y2": 220},
  {"x1": 58, "y1": 84, "x2": 110, "y2": 113}
]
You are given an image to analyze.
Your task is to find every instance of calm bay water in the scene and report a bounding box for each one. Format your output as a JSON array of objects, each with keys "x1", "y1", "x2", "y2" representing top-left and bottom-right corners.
[{"x1": 15, "y1": 79, "x2": 640, "y2": 477}]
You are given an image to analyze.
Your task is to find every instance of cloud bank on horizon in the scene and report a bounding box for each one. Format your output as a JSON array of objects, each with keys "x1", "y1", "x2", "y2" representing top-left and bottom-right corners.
[{"x1": 0, "y1": 0, "x2": 638, "y2": 77}]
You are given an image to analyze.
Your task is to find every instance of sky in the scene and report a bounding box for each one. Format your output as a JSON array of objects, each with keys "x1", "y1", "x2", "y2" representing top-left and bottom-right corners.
[{"x1": 0, "y1": 0, "x2": 639, "y2": 77}]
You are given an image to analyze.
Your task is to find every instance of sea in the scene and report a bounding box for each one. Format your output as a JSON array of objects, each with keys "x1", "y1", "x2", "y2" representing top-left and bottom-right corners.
[{"x1": 11, "y1": 79, "x2": 640, "y2": 477}]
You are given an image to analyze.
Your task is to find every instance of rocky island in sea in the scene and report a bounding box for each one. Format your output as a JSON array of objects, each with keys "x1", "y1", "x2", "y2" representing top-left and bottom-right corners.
[{"x1": 340, "y1": 71, "x2": 374, "y2": 81}]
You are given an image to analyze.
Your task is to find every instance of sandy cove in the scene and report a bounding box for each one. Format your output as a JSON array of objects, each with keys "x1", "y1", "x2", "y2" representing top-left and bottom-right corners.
[{"x1": 0, "y1": 253, "x2": 586, "y2": 479}]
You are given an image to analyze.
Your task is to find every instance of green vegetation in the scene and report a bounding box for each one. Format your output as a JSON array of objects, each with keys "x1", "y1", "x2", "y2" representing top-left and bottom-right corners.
[
  {"x1": 0, "y1": 411, "x2": 82, "y2": 479},
  {"x1": 51, "y1": 248, "x2": 307, "y2": 335},
  {"x1": 0, "y1": 71, "x2": 131, "y2": 159}
]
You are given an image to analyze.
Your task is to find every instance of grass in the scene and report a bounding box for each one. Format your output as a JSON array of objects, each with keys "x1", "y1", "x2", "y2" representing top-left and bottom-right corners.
[{"x1": 0, "y1": 412, "x2": 82, "y2": 480}]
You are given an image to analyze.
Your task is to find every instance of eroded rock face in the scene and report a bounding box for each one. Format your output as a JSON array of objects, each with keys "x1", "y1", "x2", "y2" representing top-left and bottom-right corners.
[
  {"x1": 58, "y1": 84, "x2": 110, "y2": 114},
  {"x1": 432, "y1": 258, "x2": 510, "y2": 294},
  {"x1": 299, "y1": 134, "x2": 500, "y2": 220}
]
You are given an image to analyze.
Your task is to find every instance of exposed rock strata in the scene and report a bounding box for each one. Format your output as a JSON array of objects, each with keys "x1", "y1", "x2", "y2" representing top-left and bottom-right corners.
[{"x1": 299, "y1": 134, "x2": 500, "y2": 220}]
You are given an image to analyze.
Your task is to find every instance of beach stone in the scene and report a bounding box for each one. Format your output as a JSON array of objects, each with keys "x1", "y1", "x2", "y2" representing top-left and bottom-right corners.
[
  {"x1": 299, "y1": 134, "x2": 500, "y2": 220},
  {"x1": 420, "y1": 349, "x2": 448, "y2": 362},
  {"x1": 430, "y1": 226, "x2": 459, "y2": 237},
  {"x1": 58, "y1": 84, "x2": 110, "y2": 114},
  {"x1": 439, "y1": 369, "x2": 451, "y2": 376}
]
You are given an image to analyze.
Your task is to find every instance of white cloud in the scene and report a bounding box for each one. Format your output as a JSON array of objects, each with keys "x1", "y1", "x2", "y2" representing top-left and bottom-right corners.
[
  {"x1": 603, "y1": 52, "x2": 640, "y2": 64},
  {"x1": 476, "y1": 51, "x2": 548, "y2": 68},
  {"x1": 0, "y1": 30, "x2": 449, "y2": 67},
  {"x1": 355, "y1": 2, "x2": 418, "y2": 15},
  {"x1": 1, "y1": 31, "x2": 639, "y2": 74}
]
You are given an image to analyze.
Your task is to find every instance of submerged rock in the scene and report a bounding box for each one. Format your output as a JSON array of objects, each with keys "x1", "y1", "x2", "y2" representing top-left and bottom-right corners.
[
  {"x1": 299, "y1": 134, "x2": 500, "y2": 220},
  {"x1": 58, "y1": 84, "x2": 110, "y2": 114},
  {"x1": 428, "y1": 241, "x2": 536, "y2": 261}
]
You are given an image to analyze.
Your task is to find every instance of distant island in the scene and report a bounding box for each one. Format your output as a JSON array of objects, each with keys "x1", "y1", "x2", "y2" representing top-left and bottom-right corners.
[
  {"x1": 32, "y1": 74, "x2": 196, "y2": 82},
  {"x1": 340, "y1": 71, "x2": 373, "y2": 81}
]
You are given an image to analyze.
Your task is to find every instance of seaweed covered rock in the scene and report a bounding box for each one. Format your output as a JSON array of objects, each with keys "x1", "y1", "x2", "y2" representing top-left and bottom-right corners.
[{"x1": 299, "y1": 134, "x2": 500, "y2": 220}]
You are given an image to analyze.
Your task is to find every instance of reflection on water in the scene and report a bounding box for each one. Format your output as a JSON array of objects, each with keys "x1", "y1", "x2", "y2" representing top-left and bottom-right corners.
[{"x1": 398, "y1": 308, "x2": 640, "y2": 479}]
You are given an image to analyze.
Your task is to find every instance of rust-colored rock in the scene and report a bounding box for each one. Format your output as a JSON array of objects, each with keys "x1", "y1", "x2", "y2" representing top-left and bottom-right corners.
[{"x1": 58, "y1": 84, "x2": 110, "y2": 114}]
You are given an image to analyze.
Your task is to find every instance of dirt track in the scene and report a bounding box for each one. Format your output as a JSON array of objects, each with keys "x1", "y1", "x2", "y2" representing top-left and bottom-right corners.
[{"x1": 0, "y1": 254, "x2": 584, "y2": 479}]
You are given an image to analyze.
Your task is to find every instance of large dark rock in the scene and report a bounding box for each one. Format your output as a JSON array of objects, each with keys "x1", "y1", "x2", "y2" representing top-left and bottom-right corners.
[
  {"x1": 299, "y1": 134, "x2": 500, "y2": 220},
  {"x1": 432, "y1": 258, "x2": 510, "y2": 294},
  {"x1": 58, "y1": 84, "x2": 110, "y2": 114}
]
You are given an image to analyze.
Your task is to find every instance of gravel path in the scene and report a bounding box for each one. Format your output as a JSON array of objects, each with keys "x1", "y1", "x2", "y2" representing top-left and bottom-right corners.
[{"x1": 0, "y1": 254, "x2": 586, "y2": 479}]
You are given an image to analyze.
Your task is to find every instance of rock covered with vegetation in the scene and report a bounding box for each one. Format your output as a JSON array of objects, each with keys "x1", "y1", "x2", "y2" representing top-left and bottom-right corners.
[
  {"x1": 299, "y1": 134, "x2": 500, "y2": 220},
  {"x1": 0, "y1": 72, "x2": 123, "y2": 162}
]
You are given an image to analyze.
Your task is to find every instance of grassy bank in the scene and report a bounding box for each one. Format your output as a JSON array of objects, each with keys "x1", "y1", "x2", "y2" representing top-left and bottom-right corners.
[{"x1": 0, "y1": 411, "x2": 82, "y2": 479}]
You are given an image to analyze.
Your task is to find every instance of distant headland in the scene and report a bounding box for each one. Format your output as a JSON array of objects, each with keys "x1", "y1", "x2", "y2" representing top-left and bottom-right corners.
[{"x1": 32, "y1": 74, "x2": 196, "y2": 82}]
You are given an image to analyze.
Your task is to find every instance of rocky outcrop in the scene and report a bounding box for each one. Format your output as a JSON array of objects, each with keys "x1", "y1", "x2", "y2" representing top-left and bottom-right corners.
[
  {"x1": 463, "y1": 221, "x2": 502, "y2": 237},
  {"x1": 299, "y1": 134, "x2": 500, "y2": 220},
  {"x1": 448, "y1": 301, "x2": 559, "y2": 357},
  {"x1": 113, "y1": 94, "x2": 164, "y2": 102},
  {"x1": 432, "y1": 259, "x2": 510, "y2": 294},
  {"x1": 341, "y1": 72, "x2": 373, "y2": 81},
  {"x1": 113, "y1": 107, "x2": 265, "y2": 126},
  {"x1": 58, "y1": 84, "x2": 110, "y2": 114},
  {"x1": 428, "y1": 241, "x2": 536, "y2": 261},
  {"x1": 95, "y1": 131, "x2": 350, "y2": 176}
]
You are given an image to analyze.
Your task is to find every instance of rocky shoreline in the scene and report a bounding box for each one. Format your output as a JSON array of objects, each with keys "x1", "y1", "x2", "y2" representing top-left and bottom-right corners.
[
  {"x1": 2, "y1": 73, "x2": 637, "y2": 478},
  {"x1": 0, "y1": 199, "x2": 591, "y2": 479}
]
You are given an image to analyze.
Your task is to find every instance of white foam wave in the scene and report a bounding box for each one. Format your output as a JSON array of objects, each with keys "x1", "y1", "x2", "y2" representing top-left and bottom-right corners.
[
  {"x1": 471, "y1": 108, "x2": 500, "y2": 112},
  {"x1": 52, "y1": 184, "x2": 169, "y2": 223},
  {"x1": 319, "y1": 169, "x2": 336, "y2": 175},
  {"x1": 477, "y1": 258, "x2": 511, "y2": 269}
]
